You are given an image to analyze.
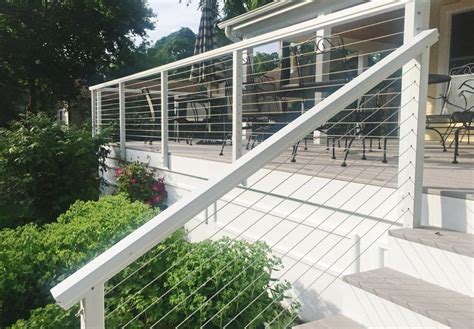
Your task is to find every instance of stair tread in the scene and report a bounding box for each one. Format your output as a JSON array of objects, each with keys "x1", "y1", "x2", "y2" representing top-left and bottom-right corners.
[
  {"x1": 389, "y1": 227, "x2": 474, "y2": 257},
  {"x1": 343, "y1": 268, "x2": 474, "y2": 329},
  {"x1": 293, "y1": 314, "x2": 366, "y2": 328}
]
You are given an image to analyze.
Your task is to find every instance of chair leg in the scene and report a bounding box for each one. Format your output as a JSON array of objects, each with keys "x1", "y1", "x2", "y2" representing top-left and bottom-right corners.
[
  {"x1": 219, "y1": 134, "x2": 232, "y2": 156},
  {"x1": 304, "y1": 138, "x2": 308, "y2": 151},
  {"x1": 369, "y1": 138, "x2": 373, "y2": 152},
  {"x1": 342, "y1": 137, "x2": 355, "y2": 167},
  {"x1": 382, "y1": 138, "x2": 388, "y2": 164},
  {"x1": 291, "y1": 142, "x2": 300, "y2": 163},
  {"x1": 361, "y1": 138, "x2": 367, "y2": 160},
  {"x1": 452, "y1": 128, "x2": 460, "y2": 164},
  {"x1": 378, "y1": 138, "x2": 382, "y2": 150},
  {"x1": 246, "y1": 135, "x2": 253, "y2": 150},
  {"x1": 332, "y1": 138, "x2": 336, "y2": 160},
  {"x1": 326, "y1": 137, "x2": 330, "y2": 151}
]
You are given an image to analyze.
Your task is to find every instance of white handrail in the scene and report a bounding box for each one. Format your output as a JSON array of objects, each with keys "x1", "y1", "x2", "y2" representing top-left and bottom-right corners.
[
  {"x1": 88, "y1": 0, "x2": 408, "y2": 91},
  {"x1": 51, "y1": 29, "x2": 438, "y2": 311}
]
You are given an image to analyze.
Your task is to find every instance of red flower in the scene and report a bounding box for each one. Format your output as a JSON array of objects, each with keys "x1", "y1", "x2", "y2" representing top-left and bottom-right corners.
[{"x1": 115, "y1": 168, "x2": 124, "y2": 177}]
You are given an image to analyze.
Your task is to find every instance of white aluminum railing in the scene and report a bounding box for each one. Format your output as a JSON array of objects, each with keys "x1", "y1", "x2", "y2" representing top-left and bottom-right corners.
[{"x1": 52, "y1": 1, "x2": 436, "y2": 327}]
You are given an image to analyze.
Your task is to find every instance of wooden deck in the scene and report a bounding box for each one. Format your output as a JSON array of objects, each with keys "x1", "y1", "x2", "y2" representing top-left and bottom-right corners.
[{"x1": 125, "y1": 138, "x2": 474, "y2": 200}]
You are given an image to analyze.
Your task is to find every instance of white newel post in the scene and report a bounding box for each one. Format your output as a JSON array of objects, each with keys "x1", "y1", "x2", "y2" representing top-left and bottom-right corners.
[
  {"x1": 232, "y1": 49, "x2": 243, "y2": 162},
  {"x1": 398, "y1": 0, "x2": 431, "y2": 228},
  {"x1": 91, "y1": 90, "x2": 97, "y2": 137},
  {"x1": 119, "y1": 82, "x2": 127, "y2": 160},
  {"x1": 96, "y1": 90, "x2": 102, "y2": 134},
  {"x1": 161, "y1": 71, "x2": 170, "y2": 168},
  {"x1": 80, "y1": 283, "x2": 104, "y2": 329}
]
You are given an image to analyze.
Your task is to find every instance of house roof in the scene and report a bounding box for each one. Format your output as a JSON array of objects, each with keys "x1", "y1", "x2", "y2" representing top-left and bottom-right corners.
[{"x1": 218, "y1": 0, "x2": 369, "y2": 41}]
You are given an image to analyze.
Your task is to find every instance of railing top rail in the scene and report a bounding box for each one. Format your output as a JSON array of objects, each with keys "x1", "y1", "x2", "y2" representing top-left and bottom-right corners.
[
  {"x1": 52, "y1": 28, "x2": 438, "y2": 311},
  {"x1": 89, "y1": 0, "x2": 409, "y2": 91}
]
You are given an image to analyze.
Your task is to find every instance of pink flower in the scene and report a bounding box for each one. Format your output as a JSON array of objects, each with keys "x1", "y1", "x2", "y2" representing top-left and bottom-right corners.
[
  {"x1": 154, "y1": 195, "x2": 162, "y2": 203},
  {"x1": 115, "y1": 168, "x2": 124, "y2": 177}
]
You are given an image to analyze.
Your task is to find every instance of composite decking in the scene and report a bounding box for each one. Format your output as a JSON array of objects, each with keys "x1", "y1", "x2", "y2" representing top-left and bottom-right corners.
[{"x1": 124, "y1": 138, "x2": 474, "y2": 200}]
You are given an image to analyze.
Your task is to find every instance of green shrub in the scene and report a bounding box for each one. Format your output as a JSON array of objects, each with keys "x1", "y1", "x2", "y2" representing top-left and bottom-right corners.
[
  {"x1": 0, "y1": 113, "x2": 110, "y2": 227},
  {"x1": 0, "y1": 194, "x2": 159, "y2": 327},
  {"x1": 14, "y1": 238, "x2": 297, "y2": 328}
]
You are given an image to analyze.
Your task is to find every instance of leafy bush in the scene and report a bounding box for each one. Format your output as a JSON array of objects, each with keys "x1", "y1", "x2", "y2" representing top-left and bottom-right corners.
[
  {"x1": 115, "y1": 161, "x2": 167, "y2": 207},
  {"x1": 14, "y1": 237, "x2": 298, "y2": 328},
  {"x1": 0, "y1": 113, "x2": 110, "y2": 227},
  {"x1": 0, "y1": 194, "x2": 159, "y2": 327}
]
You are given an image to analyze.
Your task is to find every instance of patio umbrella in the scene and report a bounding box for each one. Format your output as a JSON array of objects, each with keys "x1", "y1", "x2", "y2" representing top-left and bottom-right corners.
[{"x1": 190, "y1": 0, "x2": 220, "y2": 83}]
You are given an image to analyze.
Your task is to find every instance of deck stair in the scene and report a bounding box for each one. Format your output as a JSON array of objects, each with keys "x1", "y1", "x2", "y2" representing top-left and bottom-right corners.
[
  {"x1": 293, "y1": 314, "x2": 366, "y2": 328},
  {"x1": 389, "y1": 227, "x2": 474, "y2": 257},
  {"x1": 343, "y1": 267, "x2": 474, "y2": 329},
  {"x1": 387, "y1": 227, "x2": 473, "y2": 296}
]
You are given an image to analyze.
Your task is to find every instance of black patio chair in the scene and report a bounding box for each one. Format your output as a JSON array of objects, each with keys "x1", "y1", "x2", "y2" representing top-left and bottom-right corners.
[{"x1": 426, "y1": 63, "x2": 474, "y2": 162}]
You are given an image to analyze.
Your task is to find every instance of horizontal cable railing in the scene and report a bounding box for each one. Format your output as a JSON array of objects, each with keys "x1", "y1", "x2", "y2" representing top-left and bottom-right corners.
[{"x1": 59, "y1": 1, "x2": 436, "y2": 328}]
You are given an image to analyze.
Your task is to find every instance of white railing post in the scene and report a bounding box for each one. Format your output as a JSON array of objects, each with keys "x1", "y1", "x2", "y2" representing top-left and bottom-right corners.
[
  {"x1": 91, "y1": 90, "x2": 97, "y2": 136},
  {"x1": 232, "y1": 49, "x2": 243, "y2": 162},
  {"x1": 161, "y1": 71, "x2": 170, "y2": 168},
  {"x1": 398, "y1": 0, "x2": 430, "y2": 228},
  {"x1": 352, "y1": 234, "x2": 361, "y2": 274},
  {"x1": 96, "y1": 90, "x2": 102, "y2": 135},
  {"x1": 79, "y1": 283, "x2": 104, "y2": 329},
  {"x1": 119, "y1": 82, "x2": 126, "y2": 159}
]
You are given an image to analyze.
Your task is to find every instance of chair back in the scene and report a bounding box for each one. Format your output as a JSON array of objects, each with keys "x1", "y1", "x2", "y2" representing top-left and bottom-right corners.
[{"x1": 446, "y1": 63, "x2": 474, "y2": 113}]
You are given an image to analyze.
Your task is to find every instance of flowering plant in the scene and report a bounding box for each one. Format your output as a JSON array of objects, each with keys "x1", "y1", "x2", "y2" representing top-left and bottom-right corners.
[{"x1": 115, "y1": 162, "x2": 167, "y2": 208}]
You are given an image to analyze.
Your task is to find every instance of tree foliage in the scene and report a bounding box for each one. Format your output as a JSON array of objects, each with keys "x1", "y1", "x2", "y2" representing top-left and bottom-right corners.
[
  {"x1": 0, "y1": 0, "x2": 155, "y2": 124},
  {"x1": 0, "y1": 113, "x2": 110, "y2": 227}
]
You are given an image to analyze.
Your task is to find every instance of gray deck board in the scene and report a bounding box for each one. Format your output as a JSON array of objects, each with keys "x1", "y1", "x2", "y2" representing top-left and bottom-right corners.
[
  {"x1": 343, "y1": 268, "x2": 474, "y2": 329},
  {"x1": 124, "y1": 139, "x2": 474, "y2": 200},
  {"x1": 389, "y1": 227, "x2": 474, "y2": 257}
]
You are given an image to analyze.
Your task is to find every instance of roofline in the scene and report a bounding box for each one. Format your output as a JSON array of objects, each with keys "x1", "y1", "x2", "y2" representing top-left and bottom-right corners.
[{"x1": 217, "y1": 1, "x2": 290, "y2": 30}]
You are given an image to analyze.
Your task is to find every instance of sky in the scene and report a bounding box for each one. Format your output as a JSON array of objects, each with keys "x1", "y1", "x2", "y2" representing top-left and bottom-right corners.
[
  {"x1": 146, "y1": 0, "x2": 201, "y2": 42},
  {"x1": 144, "y1": 0, "x2": 278, "y2": 53}
]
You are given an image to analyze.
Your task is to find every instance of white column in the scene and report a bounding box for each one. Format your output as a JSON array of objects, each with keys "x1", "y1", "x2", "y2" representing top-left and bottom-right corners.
[
  {"x1": 232, "y1": 49, "x2": 243, "y2": 162},
  {"x1": 398, "y1": 0, "x2": 430, "y2": 228},
  {"x1": 358, "y1": 54, "x2": 368, "y2": 75},
  {"x1": 161, "y1": 71, "x2": 170, "y2": 168},
  {"x1": 119, "y1": 82, "x2": 126, "y2": 160},
  {"x1": 91, "y1": 90, "x2": 97, "y2": 137},
  {"x1": 96, "y1": 90, "x2": 102, "y2": 134},
  {"x1": 80, "y1": 283, "x2": 104, "y2": 329},
  {"x1": 313, "y1": 24, "x2": 331, "y2": 144}
]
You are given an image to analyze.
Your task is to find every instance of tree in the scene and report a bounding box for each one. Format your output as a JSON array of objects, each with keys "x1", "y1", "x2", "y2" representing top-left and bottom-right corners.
[
  {"x1": 0, "y1": 0, "x2": 155, "y2": 125},
  {"x1": 148, "y1": 27, "x2": 197, "y2": 66}
]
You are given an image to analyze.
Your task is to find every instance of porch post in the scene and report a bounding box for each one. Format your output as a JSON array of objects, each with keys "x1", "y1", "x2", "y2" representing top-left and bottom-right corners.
[
  {"x1": 161, "y1": 71, "x2": 170, "y2": 168},
  {"x1": 79, "y1": 283, "x2": 104, "y2": 329},
  {"x1": 313, "y1": 22, "x2": 331, "y2": 144},
  {"x1": 232, "y1": 49, "x2": 243, "y2": 162},
  {"x1": 119, "y1": 82, "x2": 127, "y2": 160},
  {"x1": 398, "y1": 0, "x2": 431, "y2": 228},
  {"x1": 91, "y1": 90, "x2": 97, "y2": 137},
  {"x1": 96, "y1": 90, "x2": 102, "y2": 134}
]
